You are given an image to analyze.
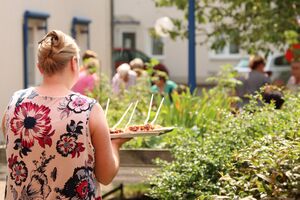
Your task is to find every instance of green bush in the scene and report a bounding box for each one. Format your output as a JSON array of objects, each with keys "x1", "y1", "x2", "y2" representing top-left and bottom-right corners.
[
  {"x1": 89, "y1": 66, "x2": 299, "y2": 199},
  {"x1": 147, "y1": 67, "x2": 300, "y2": 199},
  {"x1": 148, "y1": 96, "x2": 300, "y2": 199},
  {"x1": 215, "y1": 136, "x2": 300, "y2": 199}
]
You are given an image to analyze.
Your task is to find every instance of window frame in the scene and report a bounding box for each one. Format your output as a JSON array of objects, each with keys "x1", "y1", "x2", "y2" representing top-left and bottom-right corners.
[
  {"x1": 146, "y1": 31, "x2": 165, "y2": 60},
  {"x1": 122, "y1": 32, "x2": 136, "y2": 49},
  {"x1": 209, "y1": 42, "x2": 242, "y2": 60},
  {"x1": 23, "y1": 10, "x2": 49, "y2": 88},
  {"x1": 151, "y1": 36, "x2": 164, "y2": 57},
  {"x1": 71, "y1": 17, "x2": 91, "y2": 50}
]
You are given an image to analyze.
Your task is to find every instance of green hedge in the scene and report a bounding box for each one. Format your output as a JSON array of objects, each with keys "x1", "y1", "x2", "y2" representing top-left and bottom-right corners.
[{"x1": 90, "y1": 66, "x2": 300, "y2": 199}]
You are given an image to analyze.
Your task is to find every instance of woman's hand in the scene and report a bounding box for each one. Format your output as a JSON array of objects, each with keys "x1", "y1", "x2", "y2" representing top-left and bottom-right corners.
[{"x1": 111, "y1": 138, "x2": 131, "y2": 149}]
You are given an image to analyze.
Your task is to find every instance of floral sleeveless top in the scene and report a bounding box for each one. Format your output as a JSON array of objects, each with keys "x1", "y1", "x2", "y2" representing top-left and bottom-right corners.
[{"x1": 4, "y1": 88, "x2": 102, "y2": 200}]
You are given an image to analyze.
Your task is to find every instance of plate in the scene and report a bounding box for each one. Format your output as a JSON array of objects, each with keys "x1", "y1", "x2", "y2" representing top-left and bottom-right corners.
[{"x1": 110, "y1": 127, "x2": 175, "y2": 139}]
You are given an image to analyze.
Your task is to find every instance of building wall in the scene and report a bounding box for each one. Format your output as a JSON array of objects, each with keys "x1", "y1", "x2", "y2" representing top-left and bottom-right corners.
[
  {"x1": 114, "y1": 0, "x2": 242, "y2": 84},
  {"x1": 0, "y1": 0, "x2": 112, "y2": 138}
]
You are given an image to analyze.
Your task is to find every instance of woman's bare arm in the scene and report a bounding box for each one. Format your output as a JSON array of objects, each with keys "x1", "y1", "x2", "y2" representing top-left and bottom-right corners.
[
  {"x1": 89, "y1": 103, "x2": 128, "y2": 185},
  {"x1": 1, "y1": 112, "x2": 6, "y2": 138}
]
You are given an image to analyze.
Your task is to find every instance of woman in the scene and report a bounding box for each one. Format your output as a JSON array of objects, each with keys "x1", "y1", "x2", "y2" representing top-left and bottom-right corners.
[
  {"x1": 129, "y1": 58, "x2": 148, "y2": 78},
  {"x1": 1, "y1": 30, "x2": 128, "y2": 199},
  {"x1": 151, "y1": 71, "x2": 177, "y2": 96},
  {"x1": 72, "y1": 57, "x2": 100, "y2": 95},
  {"x1": 235, "y1": 55, "x2": 271, "y2": 107},
  {"x1": 111, "y1": 63, "x2": 137, "y2": 95},
  {"x1": 287, "y1": 61, "x2": 300, "y2": 92}
]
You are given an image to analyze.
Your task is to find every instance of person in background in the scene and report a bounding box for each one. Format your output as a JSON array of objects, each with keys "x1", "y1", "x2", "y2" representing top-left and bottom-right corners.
[
  {"x1": 235, "y1": 55, "x2": 271, "y2": 107},
  {"x1": 112, "y1": 63, "x2": 137, "y2": 95},
  {"x1": 72, "y1": 56, "x2": 100, "y2": 95},
  {"x1": 153, "y1": 63, "x2": 169, "y2": 75},
  {"x1": 286, "y1": 61, "x2": 300, "y2": 92},
  {"x1": 1, "y1": 30, "x2": 129, "y2": 200},
  {"x1": 151, "y1": 71, "x2": 177, "y2": 101},
  {"x1": 129, "y1": 58, "x2": 148, "y2": 78},
  {"x1": 82, "y1": 50, "x2": 98, "y2": 63}
]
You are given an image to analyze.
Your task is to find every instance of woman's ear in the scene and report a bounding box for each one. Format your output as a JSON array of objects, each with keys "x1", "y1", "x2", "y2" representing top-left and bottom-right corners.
[
  {"x1": 37, "y1": 63, "x2": 44, "y2": 74},
  {"x1": 70, "y1": 56, "x2": 78, "y2": 73}
]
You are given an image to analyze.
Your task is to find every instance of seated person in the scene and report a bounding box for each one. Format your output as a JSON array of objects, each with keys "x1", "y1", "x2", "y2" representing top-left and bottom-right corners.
[{"x1": 112, "y1": 63, "x2": 137, "y2": 95}]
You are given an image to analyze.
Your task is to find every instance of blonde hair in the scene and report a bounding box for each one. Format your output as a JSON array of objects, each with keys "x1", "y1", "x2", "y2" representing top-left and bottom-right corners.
[
  {"x1": 117, "y1": 63, "x2": 130, "y2": 77},
  {"x1": 82, "y1": 50, "x2": 98, "y2": 61},
  {"x1": 84, "y1": 57, "x2": 100, "y2": 74},
  {"x1": 130, "y1": 58, "x2": 144, "y2": 69},
  {"x1": 38, "y1": 30, "x2": 80, "y2": 76}
]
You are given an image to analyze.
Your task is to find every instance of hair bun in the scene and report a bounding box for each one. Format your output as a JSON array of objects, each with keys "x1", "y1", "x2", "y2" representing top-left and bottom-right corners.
[
  {"x1": 37, "y1": 30, "x2": 79, "y2": 76},
  {"x1": 47, "y1": 30, "x2": 64, "y2": 49}
]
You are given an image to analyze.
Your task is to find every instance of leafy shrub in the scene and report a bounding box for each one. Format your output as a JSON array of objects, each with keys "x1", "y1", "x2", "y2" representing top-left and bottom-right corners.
[
  {"x1": 215, "y1": 136, "x2": 300, "y2": 199},
  {"x1": 89, "y1": 66, "x2": 299, "y2": 199},
  {"x1": 148, "y1": 68, "x2": 300, "y2": 199},
  {"x1": 149, "y1": 97, "x2": 300, "y2": 199}
]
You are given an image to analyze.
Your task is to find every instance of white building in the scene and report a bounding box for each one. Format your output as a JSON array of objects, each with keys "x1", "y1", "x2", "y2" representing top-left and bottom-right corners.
[
  {"x1": 0, "y1": 0, "x2": 112, "y2": 138},
  {"x1": 114, "y1": 0, "x2": 242, "y2": 84}
]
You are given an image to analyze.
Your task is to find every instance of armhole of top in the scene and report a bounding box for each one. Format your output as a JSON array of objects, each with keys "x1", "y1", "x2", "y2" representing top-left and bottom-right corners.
[
  {"x1": 86, "y1": 99, "x2": 97, "y2": 148},
  {"x1": 2, "y1": 92, "x2": 17, "y2": 139}
]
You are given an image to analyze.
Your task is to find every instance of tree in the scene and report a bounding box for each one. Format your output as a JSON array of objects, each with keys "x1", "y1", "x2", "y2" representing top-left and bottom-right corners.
[{"x1": 155, "y1": 0, "x2": 300, "y2": 54}]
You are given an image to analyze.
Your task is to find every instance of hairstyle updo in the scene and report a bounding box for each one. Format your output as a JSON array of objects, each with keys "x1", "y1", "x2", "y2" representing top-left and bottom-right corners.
[{"x1": 38, "y1": 30, "x2": 80, "y2": 76}]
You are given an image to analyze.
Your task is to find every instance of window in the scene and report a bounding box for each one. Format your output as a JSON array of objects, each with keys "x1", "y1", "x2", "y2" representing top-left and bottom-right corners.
[
  {"x1": 229, "y1": 42, "x2": 239, "y2": 54},
  {"x1": 215, "y1": 42, "x2": 239, "y2": 55},
  {"x1": 122, "y1": 32, "x2": 136, "y2": 49},
  {"x1": 274, "y1": 55, "x2": 289, "y2": 67},
  {"x1": 71, "y1": 17, "x2": 91, "y2": 53},
  {"x1": 210, "y1": 40, "x2": 241, "y2": 59},
  {"x1": 23, "y1": 11, "x2": 49, "y2": 88},
  {"x1": 147, "y1": 29, "x2": 164, "y2": 58},
  {"x1": 151, "y1": 37, "x2": 164, "y2": 56}
]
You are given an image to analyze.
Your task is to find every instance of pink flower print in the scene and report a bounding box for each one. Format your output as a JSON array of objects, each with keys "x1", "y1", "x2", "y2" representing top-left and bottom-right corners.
[
  {"x1": 10, "y1": 102, "x2": 53, "y2": 148},
  {"x1": 67, "y1": 94, "x2": 91, "y2": 113}
]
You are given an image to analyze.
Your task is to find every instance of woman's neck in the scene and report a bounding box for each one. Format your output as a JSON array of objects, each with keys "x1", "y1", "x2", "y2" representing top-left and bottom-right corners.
[{"x1": 36, "y1": 75, "x2": 72, "y2": 96}]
